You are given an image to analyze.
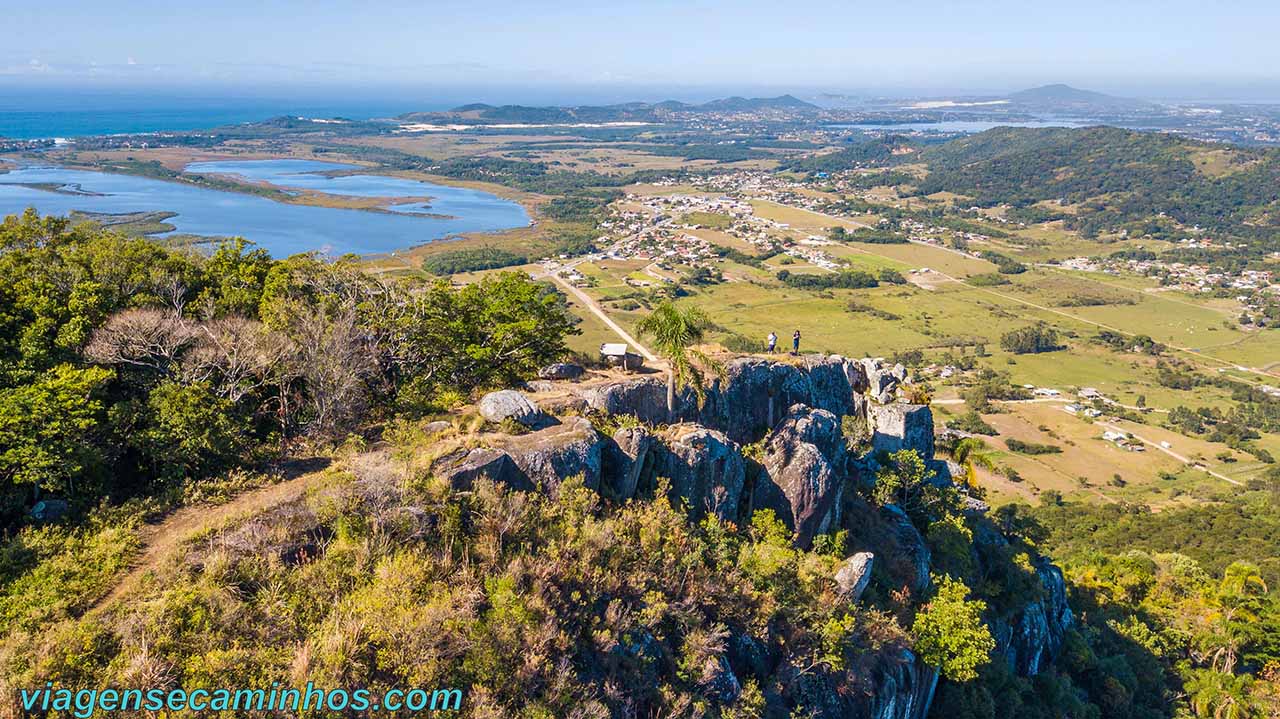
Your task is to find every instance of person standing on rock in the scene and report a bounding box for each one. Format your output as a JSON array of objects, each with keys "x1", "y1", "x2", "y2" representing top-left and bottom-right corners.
[
  {"x1": 792, "y1": 329, "x2": 801, "y2": 355},
  {"x1": 766, "y1": 331, "x2": 777, "y2": 353}
]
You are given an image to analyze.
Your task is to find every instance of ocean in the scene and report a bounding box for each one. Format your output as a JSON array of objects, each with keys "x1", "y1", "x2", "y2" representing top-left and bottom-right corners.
[{"x1": 0, "y1": 89, "x2": 435, "y2": 139}]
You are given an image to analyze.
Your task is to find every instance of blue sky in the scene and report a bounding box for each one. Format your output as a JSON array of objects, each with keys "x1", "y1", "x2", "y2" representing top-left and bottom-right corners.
[{"x1": 6, "y1": 0, "x2": 1280, "y2": 100}]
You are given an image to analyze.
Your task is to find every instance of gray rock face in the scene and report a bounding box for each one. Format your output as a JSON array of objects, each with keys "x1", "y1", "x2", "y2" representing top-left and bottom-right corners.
[
  {"x1": 869, "y1": 403, "x2": 936, "y2": 460},
  {"x1": 751, "y1": 405, "x2": 847, "y2": 547},
  {"x1": 502, "y1": 416, "x2": 603, "y2": 493},
  {"x1": 653, "y1": 425, "x2": 745, "y2": 521},
  {"x1": 970, "y1": 520, "x2": 1074, "y2": 678},
  {"x1": 478, "y1": 390, "x2": 544, "y2": 426},
  {"x1": 434, "y1": 417, "x2": 604, "y2": 494},
  {"x1": 538, "y1": 362, "x2": 585, "y2": 380},
  {"x1": 852, "y1": 650, "x2": 938, "y2": 719},
  {"x1": 580, "y1": 376, "x2": 671, "y2": 424},
  {"x1": 601, "y1": 425, "x2": 655, "y2": 500},
  {"x1": 882, "y1": 504, "x2": 932, "y2": 595},
  {"x1": 835, "y1": 552, "x2": 875, "y2": 602},
  {"x1": 992, "y1": 558, "x2": 1074, "y2": 676},
  {"x1": 433, "y1": 448, "x2": 529, "y2": 492},
  {"x1": 862, "y1": 357, "x2": 905, "y2": 404},
  {"x1": 693, "y1": 355, "x2": 867, "y2": 444},
  {"x1": 780, "y1": 646, "x2": 938, "y2": 719},
  {"x1": 699, "y1": 656, "x2": 741, "y2": 704}
]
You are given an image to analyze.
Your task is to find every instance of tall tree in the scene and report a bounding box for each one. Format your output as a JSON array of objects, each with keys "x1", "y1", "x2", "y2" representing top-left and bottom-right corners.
[
  {"x1": 635, "y1": 301, "x2": 721, "y2": 421},
  {"x1": 951, "y1": 437, "x2": 997, "y2": 490}
]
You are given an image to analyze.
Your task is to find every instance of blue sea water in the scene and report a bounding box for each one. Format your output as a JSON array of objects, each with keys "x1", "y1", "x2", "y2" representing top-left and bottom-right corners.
[{"x1": 0, "y1": 89, "x2": 423, "y2": 139}]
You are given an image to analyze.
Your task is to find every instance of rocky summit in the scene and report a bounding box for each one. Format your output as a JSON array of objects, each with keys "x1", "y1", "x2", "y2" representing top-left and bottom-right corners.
[{"x1": 434, "y1": 354, "x2": 1074, "y2": 719}]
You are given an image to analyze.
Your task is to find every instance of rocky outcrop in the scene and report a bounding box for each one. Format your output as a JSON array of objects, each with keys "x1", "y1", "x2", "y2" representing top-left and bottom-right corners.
[
  {"x1": 479, "y1": 390, "x2": 545, "y2": 427},
  {"x1": 653, "y1": 424, "x2": 745, "y2": 521},
  {"x1": 969, "y1": 519, "x2": 1074, "y2": 678},
  {"x1": 538, "y1": 362, "x2": 585, "y2": 380},
  {"x1": 432, "y1": 417, "x2": 603, "y2": 494},
  {"x1": 433, "y1": 448, "x2": 529, "y2": 492},
  {"x1": 700, "y1": 656, "x2": 742, "y2": 704},
  {"x1": 778, "y1": 647, "x2": 937, "y2": 719},
  {"x1": 692, "y1": 355, "x2": 867, "y2": 444},
  {"x1": 501, "y1": 416, "x2": 603, "y2": 493},
  {"x1": 850, "y1": 651, "x2": 938, "y2": 719},
  {"x1": 459, "y1": 352, "x2": 1078, "y2": 718},
  {"x1": 881, "y1": 504, "x2": 932, "y2": 595},
  {"x1": 601, "y1": 425, "x2": 655, "y2": 501},
  {"x1": 835, "y1": 552, "x2": 874, "y2": 602},
  {"x1": 869, "y1": 403, "x2": 936, "y2": 460},
  {"x1": 991, "y1": 558, "x2": 1074, "y2": 676},
  {"x1": 751, "y1": 405, "x2": 847, "y2": 547},
  {"x1": 580, "y1": 376, "x2": 671, "y2": 424}
]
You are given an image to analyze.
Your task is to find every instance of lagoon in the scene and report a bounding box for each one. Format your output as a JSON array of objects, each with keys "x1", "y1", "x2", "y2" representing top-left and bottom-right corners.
[
  {"x1": 0, "y1": 159, "x2": 530, "y2": 257},
  {"x1": 831, "y1": 119, "x2": 1093, "y2": 133}
]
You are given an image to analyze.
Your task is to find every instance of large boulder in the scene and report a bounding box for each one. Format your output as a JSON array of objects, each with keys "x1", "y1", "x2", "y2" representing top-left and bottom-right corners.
[
  {"x1": 862, "y1": 357, "x2": 903, "y2": 404},
  {"x1": 432, "y1": 448, "x2": 529, "y2": 492},
  {"x1": 579, "y1": 376, "x2": 671, "y2": 424},
  {"x1": 751, "y1": 405, "x2": 847, "y2": 547},
  {"x1": 653, "y1": 424, "x2": 745, "y2": 521},
  {"x1": 538, "y1": 362, "x2": 585, "y2": 381},
  {"x1": 601, "y1": 425, "x2": 655, "y2": 500},
  {"x1": 499, "y1": 416, "x2": 603, "y2": 493},
  {"x1": 869, "y1": 403, "x2": 936, "y2": 460},
  {"x1": 835, "y1": 552, "x2": 875, "y2": 602},
  {"x1": 479, "y1": 390, "x2": 545, "y2": 427}
]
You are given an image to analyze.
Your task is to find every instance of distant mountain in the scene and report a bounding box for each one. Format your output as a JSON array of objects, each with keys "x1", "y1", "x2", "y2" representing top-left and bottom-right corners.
[
  {"x1": 1007, "y1": 84, "x2": 1154, "y2": 112},
  {"x1": 400, "y1": 95, "x2": 819, "y2": 125}
]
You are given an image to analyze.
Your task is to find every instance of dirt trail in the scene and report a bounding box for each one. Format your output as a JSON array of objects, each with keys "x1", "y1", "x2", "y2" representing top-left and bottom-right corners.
[
  {"x1": 549, "y1": 272, "x2": 660, "y2": 363},
  {"x1": 87, "y1": 464, "x2": 330, "y2": 616}
]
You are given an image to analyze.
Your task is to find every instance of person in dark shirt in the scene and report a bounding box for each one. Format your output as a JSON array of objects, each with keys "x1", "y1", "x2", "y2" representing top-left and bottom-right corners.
[{"x1": 792, "y1": 329, "x2": 801, "y2": 355}]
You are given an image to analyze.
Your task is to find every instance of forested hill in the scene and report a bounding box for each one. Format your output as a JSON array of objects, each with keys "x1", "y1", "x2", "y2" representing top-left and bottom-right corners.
[
  {"x1": 915, "y1": 126, "x2": 1280, "y2": 241},
  {"x1": 398, "y1": 95, "x2": 820, "y2": 124}
]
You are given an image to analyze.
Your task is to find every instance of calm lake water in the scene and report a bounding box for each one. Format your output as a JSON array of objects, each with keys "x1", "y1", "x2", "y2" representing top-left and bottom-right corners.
[
  {"x1": 831, "y1": 119, "x2": 1092, "y2": 133},
  {"x1": 0, "y1": 159, "x2": 530, "y2": 257}
]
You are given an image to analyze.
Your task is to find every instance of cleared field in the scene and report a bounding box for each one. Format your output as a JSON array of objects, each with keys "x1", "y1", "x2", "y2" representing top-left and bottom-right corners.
[
  {"x1": 843, "y1": 241, "x2": 995, "y2": 278},
  {"x1": 749, "y1": 200, "x2": 872, "y2": 233},
  {"x1": 963, "y1": 402, "x2": 1249, "y2": 508}
]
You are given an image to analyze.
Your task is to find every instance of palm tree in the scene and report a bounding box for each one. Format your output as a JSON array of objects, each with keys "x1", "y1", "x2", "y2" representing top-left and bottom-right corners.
[
  {"x1": 635, "y1": 301, "x2": 723, "y2": 421},
  {"x1": 1185, "y1": 669, "x2": 1254, "y2": 719},
  {"x1": 951, "y1": 437, "x2": 997, "y2": 490},
  {"x1": 1208, "y1": 562, "x2": 1269, "y2": 674}
]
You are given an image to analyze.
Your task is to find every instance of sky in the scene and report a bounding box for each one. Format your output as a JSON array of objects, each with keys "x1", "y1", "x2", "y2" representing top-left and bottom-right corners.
[{"x1": 6, "y1": 0, "x2": 1280, "y2": 102}]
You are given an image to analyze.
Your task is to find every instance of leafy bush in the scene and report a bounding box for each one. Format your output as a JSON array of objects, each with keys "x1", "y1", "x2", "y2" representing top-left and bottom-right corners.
[
  {"x1": 1000, "y1": 324, "x2": 1061, "y2": 354},
  {"x1": 948, "y1": 411, "x2": 998, "y2": 436},
  {"x1": 966, "y1": 273, "x2": 1011, "y2": 287},
  {"x1": 1004, "y1": 438, "x2": 1062, "y2": 455}
]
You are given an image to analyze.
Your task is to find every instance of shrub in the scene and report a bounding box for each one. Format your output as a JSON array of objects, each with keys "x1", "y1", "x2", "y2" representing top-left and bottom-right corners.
[{"x1": 1005, "y1": 438, "x2": 1062, "y2": 455}]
